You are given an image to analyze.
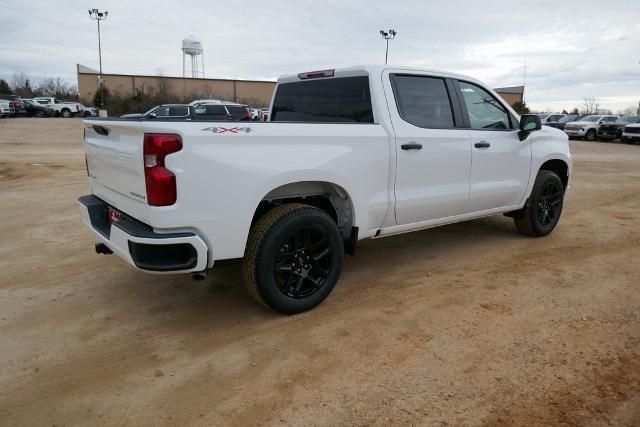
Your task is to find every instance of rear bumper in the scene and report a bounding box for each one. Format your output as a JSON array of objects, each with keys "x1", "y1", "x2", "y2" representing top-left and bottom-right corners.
[{"x1": 78, "y1": 195, "x2": 208, "y2": 273}]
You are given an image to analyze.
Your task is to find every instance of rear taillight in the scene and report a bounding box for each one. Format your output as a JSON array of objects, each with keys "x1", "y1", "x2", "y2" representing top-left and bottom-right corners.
[
  {"x1": 143, "y1": 133, "x2": 182, "y2": 206},
  {"x1": 243, "y1": 110, "x2": 251, "y2": 121}
]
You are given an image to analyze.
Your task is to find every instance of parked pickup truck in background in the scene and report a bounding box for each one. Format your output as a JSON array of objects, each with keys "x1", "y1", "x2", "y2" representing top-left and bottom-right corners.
[
  {"x1": 621, "y1": 123, "x2": 640, "y2": 144},
  {"x1": 33, "y1": 97, "x2": 83, "y2": 118},
  {"x1": 563, "y1": 115, "x2": 619, "y2": 141},
  {"x1": 0, "y1": 99, "x2": 13, "y2": 117},
  {"x1": 598, "y1": 115, "x2": 640, "y2": 141},
  {"x1": 79, "y1": 65, "x2": 572, "y2": 314}
]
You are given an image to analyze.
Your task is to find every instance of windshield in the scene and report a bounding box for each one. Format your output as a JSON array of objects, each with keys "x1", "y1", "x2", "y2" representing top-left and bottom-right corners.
[
  {"x1": 619, "y1": 115, "x2": 640, "y2": 123},
  {"x1": 580, "y1": 115, "x2": 601, "y2": 122},
  {"x1": 559, "y1": 115, "x2": 576, "y2": 123}
]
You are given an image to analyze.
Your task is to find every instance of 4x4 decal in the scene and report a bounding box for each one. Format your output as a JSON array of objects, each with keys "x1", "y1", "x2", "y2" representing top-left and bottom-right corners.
[{"x1": 201, "y1": 127, "x2": 252, "y2": 134}]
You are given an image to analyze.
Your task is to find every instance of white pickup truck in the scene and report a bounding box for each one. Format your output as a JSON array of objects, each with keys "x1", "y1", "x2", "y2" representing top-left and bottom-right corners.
[
  {"x1": 33, "y1": 97, "x2": 84, "y2": 118},
  {"x1": 79, "y1": 65, "x2": 571, "y2": 314}
]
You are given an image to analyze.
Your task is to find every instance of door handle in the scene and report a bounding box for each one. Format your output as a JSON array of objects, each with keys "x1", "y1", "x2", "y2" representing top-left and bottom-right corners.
[
  {"x1": 401, "y1": 142, "x2": 423, "y2": 150},
  {"x1": 474, "y1": 141, "x2": 491, "y2": 148}
]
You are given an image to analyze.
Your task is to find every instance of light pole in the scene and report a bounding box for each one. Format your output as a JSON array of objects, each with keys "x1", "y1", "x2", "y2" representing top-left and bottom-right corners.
[
  {"x1": 379, "y1": 29, "x2": 397, "y2": 65},
  {"x1": 88, "y1": 8, "x2": 108, "y2": 109}
]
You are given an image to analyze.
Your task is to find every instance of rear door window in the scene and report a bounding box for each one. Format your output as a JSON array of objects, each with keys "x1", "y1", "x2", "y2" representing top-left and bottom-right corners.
[
  {"x1": 271, "y1": 76, "x2": 373, "y2": 123},
  {"x1": 390, "y1": 74, "x2": 454, "y2": 128}
]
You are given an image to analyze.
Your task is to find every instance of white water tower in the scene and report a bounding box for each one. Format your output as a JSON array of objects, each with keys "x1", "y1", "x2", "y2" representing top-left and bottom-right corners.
[{"x1": 182, "y1": 35, "x2": 204, "y2": 78}]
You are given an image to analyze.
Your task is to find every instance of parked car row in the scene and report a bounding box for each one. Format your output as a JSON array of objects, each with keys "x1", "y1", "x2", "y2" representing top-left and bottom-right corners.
[
  {"x1": 0, "y1": 94, "x2": 98, "y2": 118},
  {"x1": 119, "y1": 99, "x2": 265, "y2": 121},
  {"x1": 539, "y1": 112, "x2": 640, "y2": 144}
]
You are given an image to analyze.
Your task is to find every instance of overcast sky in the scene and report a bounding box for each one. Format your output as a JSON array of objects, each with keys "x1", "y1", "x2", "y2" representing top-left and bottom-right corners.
[{"x1": 1, "y1": 0, "x2": 638, "y2": 112}]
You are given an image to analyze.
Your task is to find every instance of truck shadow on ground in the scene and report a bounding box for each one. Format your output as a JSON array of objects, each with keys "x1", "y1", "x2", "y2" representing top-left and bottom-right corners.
[{"x1": 94, "y1": 214, "x2": 526, "y2": 338}]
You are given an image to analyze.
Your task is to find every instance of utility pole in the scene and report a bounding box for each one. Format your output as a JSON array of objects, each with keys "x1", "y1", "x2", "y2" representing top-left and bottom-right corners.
[
  {"x1": 379, "y1": 29, "x2": 397, "y2": 65},
  {"x1": 89, "y1": 9, "x2": 108, "y2": 109},
  {"x1": 523, "y1": 56, "x2": 526, "y2": 103}
]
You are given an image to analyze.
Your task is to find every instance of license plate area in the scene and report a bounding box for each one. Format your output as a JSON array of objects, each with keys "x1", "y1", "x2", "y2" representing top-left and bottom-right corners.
[{"x1": 108, "y1": 207, "x2": 123, "y2": 224}]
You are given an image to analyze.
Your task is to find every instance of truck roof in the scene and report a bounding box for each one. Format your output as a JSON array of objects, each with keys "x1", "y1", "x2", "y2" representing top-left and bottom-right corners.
[{"x1": 276, "y1": 65, "x2": 480, "y2": 85}]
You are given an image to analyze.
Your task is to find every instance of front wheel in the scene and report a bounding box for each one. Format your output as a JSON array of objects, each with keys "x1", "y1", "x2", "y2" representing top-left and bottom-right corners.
[
  {"x1": 585, "y1": 129, "x2": 597, "y2": 141},
  {"x1": 514, "y1": 170, "x2": 564, "y2": 237},
  {"x1": 242, "y1": 203, "x2": 344, "y2": 314}
]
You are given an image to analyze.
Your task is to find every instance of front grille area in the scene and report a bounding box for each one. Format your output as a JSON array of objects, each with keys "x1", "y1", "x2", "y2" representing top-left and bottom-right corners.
[{"x1": 625, "y1": 127, "x2": 640, "y2": 134}]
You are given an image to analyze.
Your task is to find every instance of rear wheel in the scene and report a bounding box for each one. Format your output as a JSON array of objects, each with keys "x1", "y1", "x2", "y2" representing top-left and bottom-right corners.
[
  {"x1": 585, "y1": 129, "x2": 597, "y2": 141},
  {"x1": 61, "y1": 109, "x2": 72, "y2": 118},
  {"x1": 242, "y1": 203, "x2": 344, "y2": 314},
  {"x1": 514, "y1": 170, "x2": 564, "y2": 237}
]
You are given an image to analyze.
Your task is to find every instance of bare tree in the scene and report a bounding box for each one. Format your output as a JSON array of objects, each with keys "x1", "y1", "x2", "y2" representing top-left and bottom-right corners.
[
  {"x1": 12, "y1": 71, "x2": 35, "y2": 97},
  {"x1": 40, "y1": 77, "x2": 77, "y2": 99},
  {"x1": 617, "y1": 106, "x2": 636, "y2": 116},
  {"x1": 582, "y1": 97, "x2": 601, "y2": 115}
]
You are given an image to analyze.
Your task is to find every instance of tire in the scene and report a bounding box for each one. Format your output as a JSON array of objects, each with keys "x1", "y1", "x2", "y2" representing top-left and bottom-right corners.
[
  {"x1": 585, "y1": 129, "x2": 597, "y2": 141},
  {"x1": 514, "y1": 170, "x2": 564, "y2": 237},
  {"x1": 61, "y1": 109, "x2": 72, "y2": 118},
  {"x1": 242, "y1": 203, "x2": 344, "y2": 314},
  {"x1": 35, "y1": 110, "x2": 45, "y2": 118}
]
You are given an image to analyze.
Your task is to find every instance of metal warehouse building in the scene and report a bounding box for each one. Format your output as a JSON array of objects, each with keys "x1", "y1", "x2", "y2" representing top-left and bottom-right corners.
[{"x1": 76, "y1": 64, "x2": 277, "y2": 107}]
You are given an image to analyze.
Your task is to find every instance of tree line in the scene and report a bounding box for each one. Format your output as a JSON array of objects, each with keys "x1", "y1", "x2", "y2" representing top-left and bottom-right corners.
[
  {"x1": 0, "y1": 71, "x2": 79, "y2": 100},
  {"x1": 512, "y1": 97, "x2": 639, "y2": 116}
]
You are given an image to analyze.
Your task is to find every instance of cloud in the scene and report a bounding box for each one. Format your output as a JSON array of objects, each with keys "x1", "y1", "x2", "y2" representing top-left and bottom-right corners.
[{"x1": 0, "y1": 0, "x2": 638, "y2": 111}]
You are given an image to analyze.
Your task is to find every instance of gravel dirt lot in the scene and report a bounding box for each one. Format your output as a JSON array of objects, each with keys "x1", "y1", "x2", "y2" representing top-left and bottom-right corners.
[{"x1": 1, "y1": 118, "x2": 639, "y2": 426}]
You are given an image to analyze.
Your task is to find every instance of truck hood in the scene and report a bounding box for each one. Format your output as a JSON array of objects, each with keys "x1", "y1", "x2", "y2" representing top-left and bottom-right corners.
[{"x1": 565, "y1": 121, "x2": 594, "y2": 126}]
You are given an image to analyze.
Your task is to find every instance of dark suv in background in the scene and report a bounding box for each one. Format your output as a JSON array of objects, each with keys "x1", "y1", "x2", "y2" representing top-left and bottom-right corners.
[
  {"x1": 546, "y1": 114, "x2": 581, "y2": 130},
  {"x1": 598, "y1": 115, "x2": 640, "y2": 141}
]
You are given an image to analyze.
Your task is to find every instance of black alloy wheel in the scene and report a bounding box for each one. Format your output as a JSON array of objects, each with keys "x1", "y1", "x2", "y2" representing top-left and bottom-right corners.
[
  {"x1": 273, "y1": 226, "x2": 334, "y2": 299},
  {"x1": 535, "y1": 179, "x2": 562, "y2": 229},
  {"x1": 513, "y1": 170, "x2": 565, "y2": 237}
]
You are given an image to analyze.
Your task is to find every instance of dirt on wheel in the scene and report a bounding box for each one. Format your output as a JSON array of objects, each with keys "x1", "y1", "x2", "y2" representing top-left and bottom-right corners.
[{"x1": 1, "y1": 118, "x2": 639, "y2": 425}]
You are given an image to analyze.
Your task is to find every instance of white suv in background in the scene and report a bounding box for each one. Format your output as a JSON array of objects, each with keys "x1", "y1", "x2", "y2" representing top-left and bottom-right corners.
[{"x1": 563, "y1": 115, "x2": 619, "y2": 141}]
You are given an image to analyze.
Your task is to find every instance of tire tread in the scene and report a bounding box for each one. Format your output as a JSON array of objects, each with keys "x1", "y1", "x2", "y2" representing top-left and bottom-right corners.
[
  {"x1": 242, "y1": 203, "x2": 319, "y2": 309},
  {"x1": 514, "y1": 170, "x2": 561, "y2": 237}
]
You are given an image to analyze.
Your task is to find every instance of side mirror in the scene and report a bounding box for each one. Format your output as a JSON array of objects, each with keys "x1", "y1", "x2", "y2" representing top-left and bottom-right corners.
[{"x1": 518, "y1": 114, "x2": 541, "y2": 141}]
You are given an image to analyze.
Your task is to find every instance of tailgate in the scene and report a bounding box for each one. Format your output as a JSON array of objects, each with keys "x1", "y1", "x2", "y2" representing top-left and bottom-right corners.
[{"x1": 84, "y1": 121, "x2": 148, "y2": 204}]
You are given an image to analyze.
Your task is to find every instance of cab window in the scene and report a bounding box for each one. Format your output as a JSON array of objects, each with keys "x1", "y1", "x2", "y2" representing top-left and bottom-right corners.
[
  {"x1": 390, "y1": 74, "x2": 454, "y2": 128},
  {"x1": 458, "y1": 81, "x2": 512, "y2": 130}
]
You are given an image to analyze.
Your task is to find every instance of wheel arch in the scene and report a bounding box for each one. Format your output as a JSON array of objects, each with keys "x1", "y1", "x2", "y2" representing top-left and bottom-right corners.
[
  {"x1": 250, "y1": 180, "x2": 356, "y2": 241},
  {"x1": 539, "y1": 158, "x2": 569, "y2": 189}
]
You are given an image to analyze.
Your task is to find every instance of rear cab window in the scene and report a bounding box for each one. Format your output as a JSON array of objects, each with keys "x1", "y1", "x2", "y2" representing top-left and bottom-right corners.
[
  {"x1": 271, "y1": 76, "x2": 374, "y2": 123},
  {"x1": 390, "y1": 74, "x2": 455, "y2": 128}
]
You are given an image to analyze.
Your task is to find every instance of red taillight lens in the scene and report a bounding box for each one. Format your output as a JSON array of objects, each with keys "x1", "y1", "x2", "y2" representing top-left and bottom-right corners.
[{"x1": 143, "y1": 133, "x2": 182, "y2": 206}]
